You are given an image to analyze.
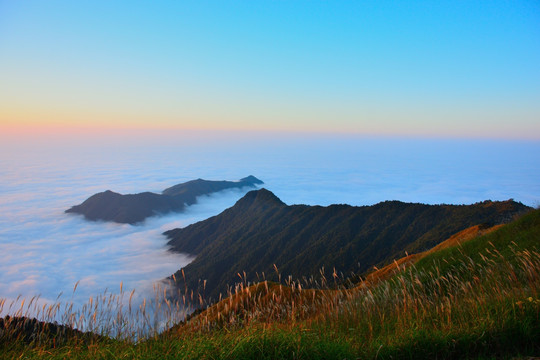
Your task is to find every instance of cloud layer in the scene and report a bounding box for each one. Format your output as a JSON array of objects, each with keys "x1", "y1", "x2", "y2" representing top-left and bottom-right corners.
[{"x1": 1, "y1": 134, "x2": 539, "y2": 319}]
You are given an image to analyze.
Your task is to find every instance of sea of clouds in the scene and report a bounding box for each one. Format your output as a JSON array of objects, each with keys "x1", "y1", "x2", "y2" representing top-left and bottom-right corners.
[{"x1": 1, "y1": 131, "x2": 539, "y2": 321}]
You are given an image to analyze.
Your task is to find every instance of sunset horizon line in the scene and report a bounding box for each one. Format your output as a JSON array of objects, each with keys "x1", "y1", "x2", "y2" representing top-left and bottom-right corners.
[{"x1": 2, "y1": 122, "x2": 539, "y2": 142}]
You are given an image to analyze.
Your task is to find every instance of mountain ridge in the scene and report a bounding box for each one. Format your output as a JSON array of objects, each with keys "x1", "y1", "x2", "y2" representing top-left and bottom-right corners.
[
  {"x1": 174, "y1": 208, "x2": 539, "y2": 334},
  {"x1": 65, "y1": 176, "x2": 263, "y2": 224},
  {"x1": 165, "y1": 189, "x2": 531, "y2": 303}
]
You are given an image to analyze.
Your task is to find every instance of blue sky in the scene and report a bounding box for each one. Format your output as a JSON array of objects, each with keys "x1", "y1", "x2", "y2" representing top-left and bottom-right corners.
[{"x1": 1, "y1": 1, "x2": 539, "y2": 138}]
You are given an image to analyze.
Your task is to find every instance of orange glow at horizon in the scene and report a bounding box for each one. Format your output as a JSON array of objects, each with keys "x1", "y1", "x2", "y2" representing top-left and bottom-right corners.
[
  {"x1": 2, "y1": 120, "x2": 539, "y2": 142},
  {"x1": 2, "y1": 102, "x2": 540, "y2": 141}
]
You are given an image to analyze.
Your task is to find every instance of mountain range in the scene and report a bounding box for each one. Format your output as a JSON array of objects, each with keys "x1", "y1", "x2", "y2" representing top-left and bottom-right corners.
[
  {"x1": 65, "y1": 176, "x2": 263, "y2": 224},
  {"x1": 165, "y1": 188, "x2": 531, "y2": 302}
]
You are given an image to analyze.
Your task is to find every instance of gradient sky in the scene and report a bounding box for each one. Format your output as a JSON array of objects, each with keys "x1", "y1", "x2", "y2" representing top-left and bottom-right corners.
[{"x1": 1, "y1": 1, "x2": 539, "y2": 138}]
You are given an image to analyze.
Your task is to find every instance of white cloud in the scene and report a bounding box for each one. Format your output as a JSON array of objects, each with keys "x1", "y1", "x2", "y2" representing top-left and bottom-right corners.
[{"x1": 0, "y1": 134, "x2": 539, "y2": 324}]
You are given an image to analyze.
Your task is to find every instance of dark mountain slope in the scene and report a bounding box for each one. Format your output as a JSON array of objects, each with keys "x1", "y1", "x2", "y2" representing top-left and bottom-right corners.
[
  {"x1": 166, "y1": 189, "x2": 530, "y2": 302},
  {"x1": 170, "y1": 208, "x2": 540, "y2": 342},
  {"x1": 0, "y1": 316, "x2": 102, "y2": 347},
  {"x1": 65, "y1": 176, "x2": 263, "y2": 224}
]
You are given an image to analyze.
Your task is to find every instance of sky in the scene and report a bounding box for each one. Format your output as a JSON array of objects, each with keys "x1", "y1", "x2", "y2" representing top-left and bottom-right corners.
[{"x1": 1, "y1": 0, "x2": 539, "y2": 139}]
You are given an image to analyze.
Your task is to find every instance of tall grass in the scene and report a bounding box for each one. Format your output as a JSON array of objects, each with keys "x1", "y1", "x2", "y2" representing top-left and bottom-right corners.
[
  {"x1": 328, "y1": 244, "x2": 540, "y2": 358},
  {"x1": 2, "y1": 210, "x2": 539, "y2": 359},
  {"x1": 0, "y1": 280, "x2": 190, "y2": 345}
]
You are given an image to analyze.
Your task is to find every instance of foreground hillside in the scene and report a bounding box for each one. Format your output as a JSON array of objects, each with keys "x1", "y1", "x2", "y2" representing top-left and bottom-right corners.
[
  {"x1": 166, "y1": 189, "x2": 530, "y2": 302},
  {"x1": 2, "y1": 208, "x2": 539, "y2": 359}
]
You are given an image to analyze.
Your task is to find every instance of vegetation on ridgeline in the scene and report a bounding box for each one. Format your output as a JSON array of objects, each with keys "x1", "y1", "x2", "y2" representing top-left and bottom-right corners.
[
  {"x1": 2, "y1": 208, "x2": 539, "y2": 359},
  {"x1": 166, "y1": 189, "x2": 530, "y2": 302}
]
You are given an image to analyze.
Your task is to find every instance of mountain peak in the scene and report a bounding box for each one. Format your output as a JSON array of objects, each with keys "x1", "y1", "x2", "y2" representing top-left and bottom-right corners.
[
  {"x1": 234, "y1": 188, "x2": 285, "y2": 210},
  {"x1": 240, "y1": 175, "x2": 264, "y2": 185}
]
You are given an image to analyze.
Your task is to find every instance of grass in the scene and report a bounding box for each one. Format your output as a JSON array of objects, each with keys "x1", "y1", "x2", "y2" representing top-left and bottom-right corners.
[{"x1": 1, "y1": 209, "x2": 539, "y2": 359}]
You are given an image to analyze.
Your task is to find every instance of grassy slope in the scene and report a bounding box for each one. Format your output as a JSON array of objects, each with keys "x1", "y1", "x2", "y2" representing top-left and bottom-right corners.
[{"x1": 2, "y1": 209, "x2": 539, "y2": 359}]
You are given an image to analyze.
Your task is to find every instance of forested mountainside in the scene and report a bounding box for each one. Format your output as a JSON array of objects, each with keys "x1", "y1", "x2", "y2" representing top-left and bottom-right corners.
[{"x1": 166, "y1": 188, "x2": 530, "y2": 302}]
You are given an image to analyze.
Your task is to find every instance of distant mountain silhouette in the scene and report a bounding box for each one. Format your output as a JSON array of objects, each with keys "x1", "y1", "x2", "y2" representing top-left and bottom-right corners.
[
  {"x1": 165, "y1": 189, "x2": 530, "y2": 302},
  {"x1": 65, "y1": 176, "x2": 263, "y2": 224}
]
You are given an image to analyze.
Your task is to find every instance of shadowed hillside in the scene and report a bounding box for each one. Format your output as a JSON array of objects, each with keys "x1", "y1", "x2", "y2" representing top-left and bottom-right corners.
[
  {"x1": 168, "y1": 222, "x2": 523, "y2": 328},
  {"x1": 166, "y1": 188, "x2": 530, "y2": 302},
  {"x1": 0, "y1": 316, "x2": 102, "y2": 348}
]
